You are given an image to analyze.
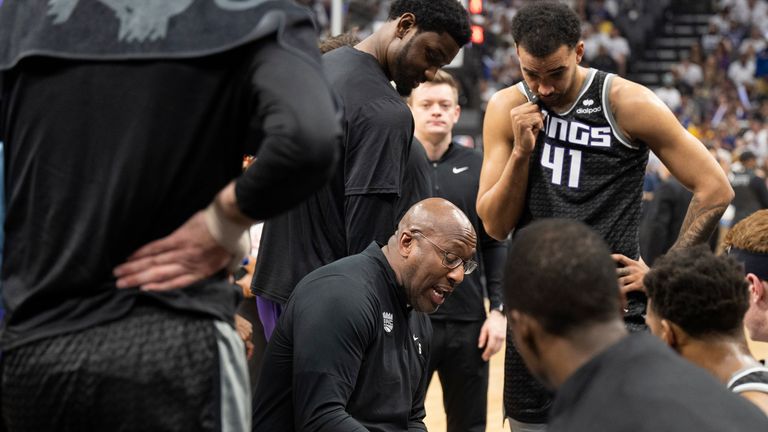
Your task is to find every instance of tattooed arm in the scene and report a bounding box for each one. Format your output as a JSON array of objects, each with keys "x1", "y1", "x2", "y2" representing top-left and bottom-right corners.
[
  {"x1": 669, "y1": 197, "x2": 729, "y2": 250},
  {"x1": 610, "y1": 76, "x2": 733, "y2": 250}
]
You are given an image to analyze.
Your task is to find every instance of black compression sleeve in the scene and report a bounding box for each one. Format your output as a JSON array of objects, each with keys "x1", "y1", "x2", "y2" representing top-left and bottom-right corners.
[
  {"x1": 234, "y1": 22, "x2": 341, "y2": 220},
  {"x1": 480, "y1": 226, "x2": 507, "y2": 311}
]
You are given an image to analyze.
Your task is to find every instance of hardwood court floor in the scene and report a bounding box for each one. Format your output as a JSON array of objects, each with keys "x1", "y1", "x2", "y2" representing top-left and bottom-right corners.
[{"x1": 424, "y1": 338, "x2": 768, "y2": 432}]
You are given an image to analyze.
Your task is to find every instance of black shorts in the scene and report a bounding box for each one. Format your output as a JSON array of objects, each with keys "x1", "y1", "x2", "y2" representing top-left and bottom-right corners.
[{"x1": 1, "y1": 302, "x2": 249, "y2": 431}]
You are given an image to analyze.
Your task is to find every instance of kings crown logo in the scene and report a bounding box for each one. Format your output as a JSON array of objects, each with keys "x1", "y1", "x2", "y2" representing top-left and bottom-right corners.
[{"x1": 383, "y1": 312, "x2": 394, "y2": 333}]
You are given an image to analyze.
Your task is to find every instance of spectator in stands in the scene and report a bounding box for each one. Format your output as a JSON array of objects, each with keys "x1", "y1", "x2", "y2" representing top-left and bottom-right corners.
[
  {"x1": 605, "y1": 26, "x2": 630, "y2": 75},
  {"x1": 728, "y1": 48, "x2": 757, "y2": 88},
  {"x1": 743, "y1": 115, "x2": 768, "y2": 163},
  {"x1": 589, "y1": 43, "x2": 619, "y2": 73},
  {"x1": 654, "y1": 73, "x2": 683, "y2": 112},
  {"x1": 674, "y1": 55, "x2": 705, "y2": 88},
  {"x1": 702, "y1": 23, "x2": 724, "y2": 54},
  {"x1": 740, "y1": 26, "x2": 767, "y2": 55}
]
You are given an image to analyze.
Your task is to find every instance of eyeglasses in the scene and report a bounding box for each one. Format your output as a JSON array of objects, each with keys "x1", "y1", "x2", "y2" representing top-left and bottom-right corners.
[{"x1": 413, "y1": 231, "x2": 477, "y2": 275}]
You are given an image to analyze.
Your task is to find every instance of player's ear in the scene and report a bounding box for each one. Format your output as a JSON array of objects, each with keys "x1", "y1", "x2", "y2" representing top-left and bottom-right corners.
[
  {"x1": 575, "y1": 41, "x2": 585, "y2": 63},
  {"x1": 662, "y1": 319, "x2": 689, "y2": 353},
  {"x1": 398, "y1": 230, "x2": 416, "y2": 258},
  {"x1": 395, "y1": 13, "x2": 416, "y2": 39}
]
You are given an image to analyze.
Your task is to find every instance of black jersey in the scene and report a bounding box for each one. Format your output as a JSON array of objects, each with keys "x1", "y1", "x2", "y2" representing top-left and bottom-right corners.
[
  {"x1": 728, "y1": 366, "x2": 768, "y2": 395},
  {"x1": 505, "y1": 70, "x2": 650, "y2": 424},
  {"x1": 252, "y1": 243, "x2": 431, "y2": 431},
  {"x1": 518, "y1": 69, "x2": 649, "y2": 259}
]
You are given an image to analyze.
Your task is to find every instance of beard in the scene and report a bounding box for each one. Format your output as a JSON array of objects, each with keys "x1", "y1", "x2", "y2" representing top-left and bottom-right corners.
[{"x1": 392, "y1": 39, "x2": 419, "y2": 97}]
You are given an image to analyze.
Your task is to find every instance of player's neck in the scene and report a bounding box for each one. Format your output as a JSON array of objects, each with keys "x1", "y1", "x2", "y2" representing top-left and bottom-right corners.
[
  {"x1": 356, "y1": 23, "x2": 395, "y2": 78},
  {"x1": 415, "y1": 132, "x2": 452, "y2": 161},
  {"x1": 681, "y1": 337, "x2": 760, "y2": 385},
  {"x1": 547, "y1": 320, "x2": 627, "y2": 389}
]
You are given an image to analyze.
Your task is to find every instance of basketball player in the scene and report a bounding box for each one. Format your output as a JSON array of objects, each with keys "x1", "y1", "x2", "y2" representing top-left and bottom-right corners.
[
  {"x1": 503, "y1": 219, "x2": 768, "y2": 432},
  {"x1": 724, "y1": 210, "x2": 768, "y2": 343},
  {"x1": 476, "y1": 2, "x2": 733, "y2": 430},
  {"x1": 645, "y1": 245, "x2": 768, "y2": 415},
  {"x1": 0, "y1": 1, "x2": 340, "y2": 428}
]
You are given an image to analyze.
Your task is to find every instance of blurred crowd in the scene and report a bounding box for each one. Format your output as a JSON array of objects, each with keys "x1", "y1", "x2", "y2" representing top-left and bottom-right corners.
[
  {"x1": 646, "y1": 0, "x2": 768, "y2": 259},
  {"x1": 653, "y1": 0, "x2": 768, "y2": 171}
]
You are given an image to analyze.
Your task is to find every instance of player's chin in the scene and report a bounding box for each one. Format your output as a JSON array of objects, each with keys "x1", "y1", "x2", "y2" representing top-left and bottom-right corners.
[
  {"x1": 539, "y1": 94, "x2": 560, "y2": 104},
  {"x1": 414, "y1": 297, "x2": 440, "y2": 314}
]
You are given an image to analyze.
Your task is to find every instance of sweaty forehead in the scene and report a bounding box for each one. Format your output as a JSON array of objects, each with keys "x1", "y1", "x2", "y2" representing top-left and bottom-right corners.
[{"x1": 433, "y1": 224, "x2": 477, "y2": 255}]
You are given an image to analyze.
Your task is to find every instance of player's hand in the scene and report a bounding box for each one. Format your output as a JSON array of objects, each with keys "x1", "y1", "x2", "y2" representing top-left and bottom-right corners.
[
  {"x1": 235, "y1": 314, "x2": 255, "y2": 360},
  {"x1": 478, "y1": 310, "x2": 507, "y2": 362},
  {"x1": 509, "y1": 102, "x2": 544, "y2": 157},
  {"x1": 612, "y1": 254, "x2": 649, "y2": 296},
  {"x1": 113, "y1": 211, "x2": 232, "y2": 291}
]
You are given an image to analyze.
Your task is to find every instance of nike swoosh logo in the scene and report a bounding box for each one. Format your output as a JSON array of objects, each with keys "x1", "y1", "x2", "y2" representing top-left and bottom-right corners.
[{"x1": 452, "y1": 166, "x2": 469, "y2": 174}]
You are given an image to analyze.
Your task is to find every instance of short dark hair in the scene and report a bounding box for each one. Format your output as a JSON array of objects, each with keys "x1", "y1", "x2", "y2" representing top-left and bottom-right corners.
[
  {"x1": 511, "y1": 1, "x2": 581, "y2": 57},
  {"x1": 740, "y1": 150, "x2": 757, "y2": 163},
  {"x1": 645, "y1": 246, "x2": 749, "y2": 338},
  {"x1": 504, "y1": 219, "x2": 620, "y2": 336},
  {"x1": 388, "y1": 0, "x2": 471, "y2": 48}
]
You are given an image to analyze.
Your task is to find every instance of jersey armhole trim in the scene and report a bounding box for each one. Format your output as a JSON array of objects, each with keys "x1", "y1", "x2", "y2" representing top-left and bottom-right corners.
[
  {"x1": 730, "y1": 383, "x2": 768, "y2": 395},
  {"x1": 602, "y1": 73, "x2": 639, "y2": 150},
  {"x1": 727, "y1": 366, "x2": 768, "y2": 388},
  {"x1": 516, "y1": 81, "x2": 532, "y2": 101}
]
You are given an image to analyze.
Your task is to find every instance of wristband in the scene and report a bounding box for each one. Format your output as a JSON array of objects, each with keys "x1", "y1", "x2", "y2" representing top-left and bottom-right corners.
[{"x1": 204, "y1": 199, "x2": 250, "y2": 259}]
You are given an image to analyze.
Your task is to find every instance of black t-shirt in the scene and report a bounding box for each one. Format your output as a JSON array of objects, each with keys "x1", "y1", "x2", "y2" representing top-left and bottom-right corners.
[
  {"x1": 0, "y1": 19, "x2": 341, "y2": 350},
  {"x1": 398, "y1": 138, "x2": 433, "y2": 222},
  {"x1": 640, "y1": 178, "x2": 692, "y2": 266},
  {"x1": 731, "y1": 169, "x2": 768, "y2": 225},
  {"x1": 252, "y1": 243, "x2": 432, "y2": 432},
  {"x1": 252, "y1": 46, "x2": 428, "y2": 304},
  {"x1": 425, "y1": 143, "x2": 506, "y2": 321},
  {"x1": 550, "y1": 333, "x2": 768, "y2": 431}
]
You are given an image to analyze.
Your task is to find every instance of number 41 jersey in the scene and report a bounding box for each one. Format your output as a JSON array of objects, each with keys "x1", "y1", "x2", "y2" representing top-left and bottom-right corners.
[{"x1": 518, "y1": 69, "x2": 649, "y2": 259}]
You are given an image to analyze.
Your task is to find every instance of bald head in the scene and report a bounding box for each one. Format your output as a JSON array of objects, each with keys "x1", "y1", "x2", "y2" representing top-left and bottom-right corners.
[
  {"x1": 398, "y1": 198, "x2": 476, "y2": 244},
  {"x1": 385, "y1": 198, "x2": 477, "y2": 313}
]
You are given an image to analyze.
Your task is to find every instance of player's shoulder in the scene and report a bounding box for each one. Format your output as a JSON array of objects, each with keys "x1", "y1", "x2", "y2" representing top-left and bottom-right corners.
[
  {"x1": 487, "y1": 83, "x2": 529, "y2": 112},
  {"x1": 607, "y1": 74, "x2": 667, "y2": 122},
  {"x1": 607, "y1": 74, "x2": 657, "y2": 106}
]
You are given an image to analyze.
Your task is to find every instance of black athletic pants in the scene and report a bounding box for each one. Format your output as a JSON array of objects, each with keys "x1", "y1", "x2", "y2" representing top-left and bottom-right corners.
[{"x1": 427, "y1": 319, "x2": 488, "y2": 432}]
